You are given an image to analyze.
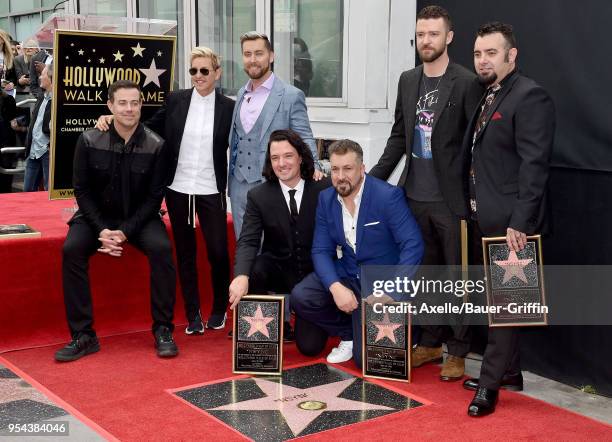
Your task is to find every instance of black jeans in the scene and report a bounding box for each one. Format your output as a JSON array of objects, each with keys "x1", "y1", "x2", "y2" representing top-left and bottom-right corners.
[
  {"x1": 62, "y1": 216, "x2": 176, "y2": 337},
  {"x1": 165, "y1": 188, "x2": 230, "y2": 321},
  {"x1": 409, "y1": 199, "x2": 471, "y2": 357},
  {"x1": 470, "y1": 221, "x2": 520, "y2": 390}
]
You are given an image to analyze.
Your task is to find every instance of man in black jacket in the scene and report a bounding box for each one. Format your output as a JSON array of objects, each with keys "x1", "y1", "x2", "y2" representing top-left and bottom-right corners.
[
  {"x1": 23, "y1": 62, "x2": 52, "y2": 192},
  {"x1": 98, "y1": 47, "x2": 235, "y2": 334},
  {"x1": 463, "y1": 22, "x2": 555, "y2": 417},
  {"x1": 228, "y1": 129, "x2": 329, "y2": 342},
  {"x1": 369, "y1": 5, "x2": 482, "y2": 381},
  {"x1": 56, "y1": 80, "x2": 178, "y2": 362}
]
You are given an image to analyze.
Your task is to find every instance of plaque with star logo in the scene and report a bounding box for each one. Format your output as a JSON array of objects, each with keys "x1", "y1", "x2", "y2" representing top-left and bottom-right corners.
[
  {"x1": 170, "y1": 362, "x2": 425, "y2": 440},
  {"x1": 233, "y1": 295, "x2": 285, "y2": 375},
  {"x1": 362, "y1": 300, "x2": 411, "y2": 382},
  {"x1": 483, "y1": 235, "x2": 548, "y2": 326},
  {"x1": 49, "y1": 30, "x2": 176, "y2": 199}
]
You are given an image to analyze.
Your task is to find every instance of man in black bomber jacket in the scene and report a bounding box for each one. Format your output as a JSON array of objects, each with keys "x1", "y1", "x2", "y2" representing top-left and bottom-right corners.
[{"x1": 56, "y1": 80, "x2": 178, "y2": 363}]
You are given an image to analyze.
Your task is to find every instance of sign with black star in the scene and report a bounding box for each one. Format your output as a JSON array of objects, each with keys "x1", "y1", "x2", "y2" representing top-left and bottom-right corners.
[
  {"x1": 49, "y1": 30, "x2": 176, "y2": 199},
  {"x1": 170, "y1": 363, "x2": 426, "y2": 440}
]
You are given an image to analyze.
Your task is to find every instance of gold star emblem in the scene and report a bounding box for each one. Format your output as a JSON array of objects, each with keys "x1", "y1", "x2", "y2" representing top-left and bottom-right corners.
[
  {"x1": 99, "y1": 57, "x2": 105, "y2": 64},
  {"x1": 78, "y1": 49, "x2": 84, "y2": 55},
  {"x1": 113, "y1": 50, "x2": 124, "y2": 62},
  {"x1": 242, "y1": 304, "x2": 274, "y2": 338},
  {"x1": 131, "y1": 42, "x2": 145, "y2": 57}
]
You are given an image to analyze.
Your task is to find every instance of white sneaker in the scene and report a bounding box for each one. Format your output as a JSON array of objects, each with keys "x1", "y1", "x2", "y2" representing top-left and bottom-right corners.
[{"x1": 326, "y1": 340, "x2": 353, "y2": 363}]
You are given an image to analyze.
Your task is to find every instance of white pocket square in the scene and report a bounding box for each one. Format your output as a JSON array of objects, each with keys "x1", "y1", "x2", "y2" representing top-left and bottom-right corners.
[{"x1": 364, "y1": 221, "x2": 380, "y2": 227}]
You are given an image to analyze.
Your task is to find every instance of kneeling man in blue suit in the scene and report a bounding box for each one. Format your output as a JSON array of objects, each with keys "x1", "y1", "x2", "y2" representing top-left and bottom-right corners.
[{"x1": 291, "y1": 139, "x2": 424, "y2": 366}]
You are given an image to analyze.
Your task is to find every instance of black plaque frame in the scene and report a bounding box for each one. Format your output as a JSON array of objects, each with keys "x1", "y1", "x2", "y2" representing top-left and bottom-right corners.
[
  {"x1": 232, "y1": 295, "x2": 285, "y2": 376},
  {"x1": 49, "y1": 30, "x2": 176, "y2": 199},
  {"x1": 482, "y1": 235, "x2": 548, "y2": 327},
  {"x1": 362, "y1": 300, "x2": 411, "y2": 383}
]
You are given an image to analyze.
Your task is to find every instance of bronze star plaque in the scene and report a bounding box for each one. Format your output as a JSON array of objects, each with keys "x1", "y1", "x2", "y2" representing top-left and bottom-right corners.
[
  {"x1": 362, "y1": 300, "x2": 411, "y2": 382},
  {"x1": 233, "y1": 295, "x2": 285, "y2": 375},
  {"x1": 483, "y1": 235, "x2": 548, "y2": 326}
]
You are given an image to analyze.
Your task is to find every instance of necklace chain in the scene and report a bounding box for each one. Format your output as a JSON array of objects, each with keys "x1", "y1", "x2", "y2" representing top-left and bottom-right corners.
[{"x1": 422, "y1": 74, "x2": 442, "y2": 96}]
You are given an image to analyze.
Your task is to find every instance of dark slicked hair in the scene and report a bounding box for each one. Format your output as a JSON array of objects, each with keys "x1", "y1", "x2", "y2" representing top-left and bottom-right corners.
[
  {"x1": 416, "y1": 5, "x2": 452, "y2": 31},
  {"x1": 328, "y1": 139, "x2": 363, "y2": 163},
  {"x1": 477, "y1": 22, "x2": 517, "y2": 50},
  {"x1": 262, "y1": 129, "x2": 315, "y2": 182},
  {"x1": 108, "y1": 80, "x2": 141, "y2": 102}
]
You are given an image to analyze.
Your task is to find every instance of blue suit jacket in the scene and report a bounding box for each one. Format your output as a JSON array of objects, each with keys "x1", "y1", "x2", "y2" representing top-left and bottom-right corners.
[
  {"x1": 312, "y1": 175, "x2": 424, "y2": 290},
  {"x1": 228, "y1": 75, "x2": 318, "y2": 182}
]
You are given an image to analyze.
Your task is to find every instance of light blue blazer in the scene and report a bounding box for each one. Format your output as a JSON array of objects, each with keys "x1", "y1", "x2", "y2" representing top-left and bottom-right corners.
[{"x1": 228, "y1": 75, "x2": 318, "y2": 183}]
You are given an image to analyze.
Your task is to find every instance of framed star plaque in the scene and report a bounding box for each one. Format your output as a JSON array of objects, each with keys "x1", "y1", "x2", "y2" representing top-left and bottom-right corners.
[
  {"x1": 49, "y1": 30, "x2": 176, "y2": 199},
  {"x1": 482, "y1": 235, "x2": 548, "y2": 327},
  {"x1": 362, "y1": 300, "x2": 411, "y2": 382},
  {"x1": 233, "y1": 295, "x2": 285, "y2": 375}
]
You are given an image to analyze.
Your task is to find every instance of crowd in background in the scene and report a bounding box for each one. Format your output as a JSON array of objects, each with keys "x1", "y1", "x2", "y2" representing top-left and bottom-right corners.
[{"x1": 0, "y1": 28, "x2": 53, "y2": 193}]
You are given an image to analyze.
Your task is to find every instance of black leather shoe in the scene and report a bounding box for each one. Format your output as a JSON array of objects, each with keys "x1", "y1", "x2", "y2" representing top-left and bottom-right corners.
[
  {"x1": 468, "y1": 387, "x2": 499, "y2": 417},
  {"x1": 55, "y1": 334, "x2": 100, "y2": 362},
  {"x1": 154, "y1": 326, "x2": 178, "y2": 358},
  {"x1": 463, "y1": 372, "x2": 523, "y2": 392},
  {"x1": 283, "y1": 322, "x2": 295, "y2": 343}
]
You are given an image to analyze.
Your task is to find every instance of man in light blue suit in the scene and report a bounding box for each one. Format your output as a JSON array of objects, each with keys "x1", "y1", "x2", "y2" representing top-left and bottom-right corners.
[
  {"x1": 291, "y1": 139, "x2": 424, "y2": 367},
  {"x1": 228, "y1": 31, "x2": 321, "y2": 237}
]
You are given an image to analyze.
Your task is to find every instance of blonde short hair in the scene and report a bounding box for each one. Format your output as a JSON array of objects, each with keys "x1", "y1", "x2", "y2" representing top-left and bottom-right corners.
[{"x1": 190, "y1": 46, "x2": 220, "y2": 70}]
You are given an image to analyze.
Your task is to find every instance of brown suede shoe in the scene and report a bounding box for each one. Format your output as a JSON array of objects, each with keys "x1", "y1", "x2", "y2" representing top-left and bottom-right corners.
[
  {"x1": 439, "y1": 355, "x2": 465, "y2": 381},
  {"x1": 411, "y1": 346, "x2": 443, "y2": 368}
]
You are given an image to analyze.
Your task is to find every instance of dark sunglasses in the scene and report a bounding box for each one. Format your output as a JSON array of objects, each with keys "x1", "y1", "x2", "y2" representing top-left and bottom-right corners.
[{"x1": 189, "y1": 67, "x2": 214, "y2": 76}]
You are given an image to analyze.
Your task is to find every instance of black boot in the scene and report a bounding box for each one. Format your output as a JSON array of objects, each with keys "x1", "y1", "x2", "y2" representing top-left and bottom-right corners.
[
  {"x1": 468, "y1": 387, "x2": 499, "y2": 417},
  {"x1": 55, "y1": 334, "x2": 100, "y2": 362},
  {"x1": 154, "y1": 326, "x2": 178, "y2": 357}
]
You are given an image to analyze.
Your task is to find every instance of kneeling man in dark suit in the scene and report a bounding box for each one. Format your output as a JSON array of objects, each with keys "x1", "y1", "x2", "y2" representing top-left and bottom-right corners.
[
  {"x1": 291, "y1": 139, "x2": 424, "y2": 365},
  {"x1": 228, "y1": 129, "x2": 329, "y2": 340}
]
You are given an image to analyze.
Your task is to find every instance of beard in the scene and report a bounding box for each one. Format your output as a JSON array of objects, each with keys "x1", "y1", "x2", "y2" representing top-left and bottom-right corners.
[
  {"x1": 477, "y1": 71, "x2": 498, "y2": 86},
  {"x1": 334, "y1": 176, "x2": 362, "y2": 198},
  {"x1": 244, "y1": 62, "x2": 270, "y2": 80},
  {"x1": 417, "y1": 44, "x2": 444, "y2": 63}
]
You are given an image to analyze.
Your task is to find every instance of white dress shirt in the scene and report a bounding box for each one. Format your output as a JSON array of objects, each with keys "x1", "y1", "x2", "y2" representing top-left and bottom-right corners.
[
  {"x1": 169, "y1": 88, "x2": 217, "y2": 195},
  {"x1": 337, "y1": 176, "x2": 366, "y2": 253},
  {"x1": 279, "y1": 178, "x2": 305, "y2": 214}
]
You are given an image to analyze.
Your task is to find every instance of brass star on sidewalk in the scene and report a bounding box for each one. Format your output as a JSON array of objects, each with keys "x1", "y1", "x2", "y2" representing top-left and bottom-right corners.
[{"x1": 211, "y1": 377, "x2": 393, "y2": 437}]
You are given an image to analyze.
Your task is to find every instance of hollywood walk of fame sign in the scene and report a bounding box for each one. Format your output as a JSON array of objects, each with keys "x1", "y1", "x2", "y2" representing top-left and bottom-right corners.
[
  {"x1": 171, "y1": 363, "x2": 425, "y2": 440},
  {"x1": 483, "y1": 235, "x2": 548, "y2": 327},
  {"x1": 233, "y1": 295, "x2": 285, "y2": 375},
  {"x1": 49, "y1": 30, "x2": 176, "y2": 199},
  {"x1": 362, "y1": 300, "x2": 411, "y2": 382}
]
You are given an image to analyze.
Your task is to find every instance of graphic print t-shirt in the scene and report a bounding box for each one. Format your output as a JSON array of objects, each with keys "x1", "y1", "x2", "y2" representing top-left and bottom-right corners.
[{"x1": 404, "y1": 73, "x2": 445, "y2": 202}]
